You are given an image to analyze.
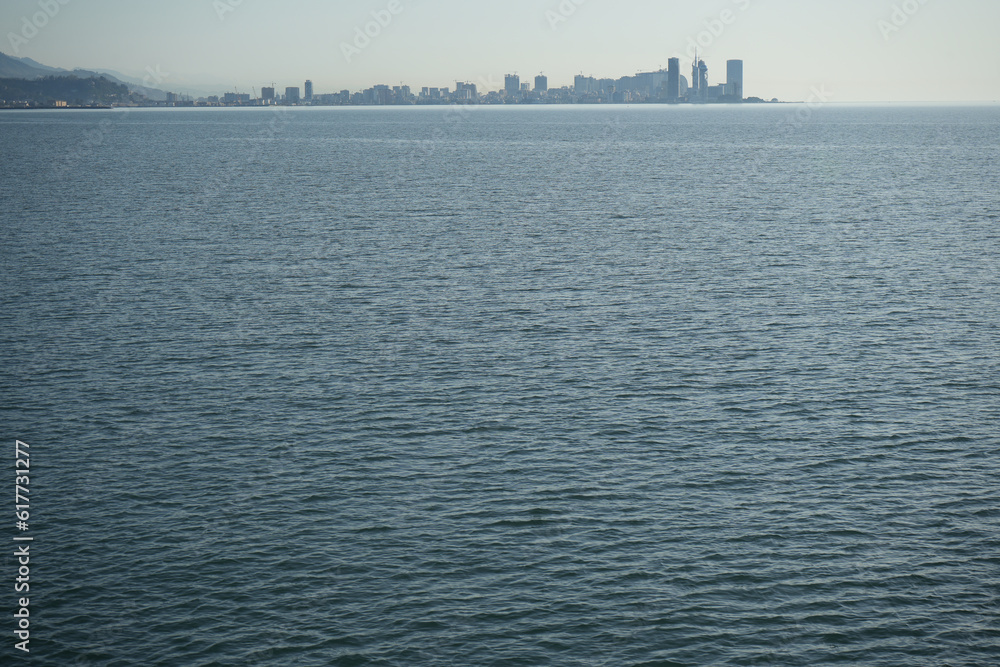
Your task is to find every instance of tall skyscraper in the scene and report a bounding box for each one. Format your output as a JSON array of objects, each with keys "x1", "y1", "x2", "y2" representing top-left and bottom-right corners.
[
  {"x1": 285, "y1": 87, "x2": 300, "y2": 103},
  {"x1": 304, "y1": 80, "x2": 313, "y2": 101},
  {"x1": 667, "y1": 58, "x2": 680, "y2": 101},
  {"x1": 698, "y1": 60, "x2": 709, "y2": 100},
  {"x1": 535, "y1": 74, "x2": 548, "y2": 93},
  {"x1": 261, "y1": 87, "x2": 275, "y2": 101},
  {"x1": 505, "y1": 74, "x2": 520, "y2": 98},
  {"x1": 691, "y1": 56, "x2": 700, "y2": 99},
  {"x1": 726, "y1": 60, "x2": 744, "y2": 100}
]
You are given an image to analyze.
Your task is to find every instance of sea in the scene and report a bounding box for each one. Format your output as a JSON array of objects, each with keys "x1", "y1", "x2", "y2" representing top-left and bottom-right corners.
[{"x1": 1, "y1": 104, "x2": 999, "y2": 666}]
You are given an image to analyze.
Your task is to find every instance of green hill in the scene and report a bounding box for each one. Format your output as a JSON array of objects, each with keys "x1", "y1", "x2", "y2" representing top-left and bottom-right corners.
[{"x1": 0, "y1": 75, "x2": 131, "y2": 106}]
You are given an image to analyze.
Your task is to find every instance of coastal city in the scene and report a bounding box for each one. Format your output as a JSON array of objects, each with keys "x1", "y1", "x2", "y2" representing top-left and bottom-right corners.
[
  {"x1": 0, "y1": 52, "x2": 768, "y2": 108},
  {"x1": 162, "y1": 57, "x2": 751, "y2": 107}
]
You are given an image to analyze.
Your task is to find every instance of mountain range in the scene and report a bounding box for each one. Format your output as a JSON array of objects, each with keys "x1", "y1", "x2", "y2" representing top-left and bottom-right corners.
[{"x1": 0, "y1": 51, "x2": 169, "y2": 101}]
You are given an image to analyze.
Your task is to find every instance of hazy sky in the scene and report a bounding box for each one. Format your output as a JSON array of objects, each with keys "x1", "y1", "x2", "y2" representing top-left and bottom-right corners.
[{"x1": 2, "y1": 0, "x2": 998, "y2": 101}]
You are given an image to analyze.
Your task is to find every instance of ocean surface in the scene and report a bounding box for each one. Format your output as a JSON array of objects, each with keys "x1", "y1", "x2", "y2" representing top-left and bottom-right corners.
[{"x1": 2, "y1": 104, "x2": 999, "y2": 666}]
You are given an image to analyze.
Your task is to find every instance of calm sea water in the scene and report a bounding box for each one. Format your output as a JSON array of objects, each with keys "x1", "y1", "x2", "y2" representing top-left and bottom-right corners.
[{"x1": 2, "y1": 104, "x2": 999, "y2": 666}]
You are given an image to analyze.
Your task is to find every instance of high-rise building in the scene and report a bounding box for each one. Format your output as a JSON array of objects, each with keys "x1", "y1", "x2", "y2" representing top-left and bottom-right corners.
[
  {"x1": 667, "y1": 58, "x2": 681, "y2": 101},
  {"x1": 455, "y1": 82, "x2": 478, "y2": 100},
  {"x1": 698, "y1": 60, "x2": 709, "y2": 100},
  {"x1": 574, "y1": 75, "x2": 597, "y2": 95},
  {"x1": 630, "y1": 70, "x2": 669, "y2": 99},
  {"x1": 304, "y1": 80, "x2": 313, "y2": 101},
  {"x1": 285, "y1": 87, "x2": 301, "y2": 103},
  {"x1": 261, "y1": 87, "x2": 275, "y2": 101},
  {"x1": 535, "y1": 74, "x2": 548, "y2": 92},
  {"x1": 505, "y1": 74, "x2": 520, "y2": 97},
  {"x1": 726, "y1": 60, "x2": 744, "y2": 100},
  {"x1": 223, "y1": 92, "x2": 250, "y2": 105}
]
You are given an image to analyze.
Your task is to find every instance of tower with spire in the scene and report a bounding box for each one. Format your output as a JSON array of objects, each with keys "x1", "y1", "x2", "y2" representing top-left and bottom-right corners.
[
  {"x1": 690, "y1": 51, "x2": 709, "y2": 102},
  {"x1": 691, "y1": 50, "x2": 700, "y2": 99}
]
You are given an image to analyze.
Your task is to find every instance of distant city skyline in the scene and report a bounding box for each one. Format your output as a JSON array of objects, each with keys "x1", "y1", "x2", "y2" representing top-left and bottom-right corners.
[
  {"x1": 2, "y1": 0, "x2": 999, "y2": 102},
  {"x1": 159, "y1": 55, "x2": 748, "y2": 107}
]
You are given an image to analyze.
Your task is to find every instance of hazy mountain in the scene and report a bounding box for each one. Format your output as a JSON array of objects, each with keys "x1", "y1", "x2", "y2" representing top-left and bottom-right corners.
[
  {"x1": 0, "y1": 52, "x2": 169, "y2": 100},
  {"x1": 71, "y1": 68, "x2": 168, "y2": 101},
  {"x1": 93, "y1": 68, "x2": 145, "y2": 84},
  {"x1": 0, "y1": 52, "x2": 51, "y2": 79},
  {"x1": 16, "y1": 56, "x2": 63, "y2": 73}
]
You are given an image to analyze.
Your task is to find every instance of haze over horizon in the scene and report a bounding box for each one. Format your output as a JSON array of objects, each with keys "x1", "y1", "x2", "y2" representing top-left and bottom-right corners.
[{"x1": 2, "y1": 0, "x2": 999, "y2": 102}]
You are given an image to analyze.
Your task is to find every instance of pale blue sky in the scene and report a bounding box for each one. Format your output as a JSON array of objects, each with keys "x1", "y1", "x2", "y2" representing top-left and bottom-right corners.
[{"x1": 2, "y1": 0, "x2": 998, "y2": 101}]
